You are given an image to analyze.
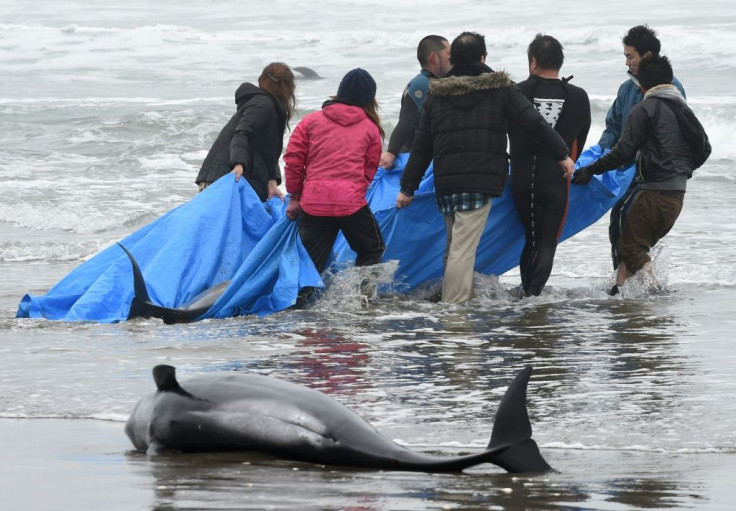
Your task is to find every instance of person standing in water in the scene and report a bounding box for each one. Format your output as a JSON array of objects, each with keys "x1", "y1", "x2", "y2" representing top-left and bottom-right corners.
[
  {"x1": 284, "y1": 68, "x2": 385, "y2": 277},
  {"x1": 195, "y1": 62, "x2": 296, "y2": 202},
  {"x1": 395, "y1": 32, "x2": 575, "y2": 304},
  {"x1": 378, "y1": 35, "x2": 451, "y2": 169},
  {"x1": 573, "y1": 55, "x2": 709, "y2": 293},
  {"x1": 509, "y1": 34, "x2": 591, "y2": 297},
  {"x1": 598, "y1": 26, "x2": 686, "y2": 287}
]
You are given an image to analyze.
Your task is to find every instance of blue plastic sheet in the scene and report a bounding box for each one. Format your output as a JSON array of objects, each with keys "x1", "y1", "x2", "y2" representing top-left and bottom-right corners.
[
  {"x1": 16, "y1": 175, "x2": 321, "y2": 323},
  {"x1": 17, "y1": 145, "x2": 633, "y2": 322},
  {"x1": 335, "y1": 145, "x2": 634, "y2": 291}
]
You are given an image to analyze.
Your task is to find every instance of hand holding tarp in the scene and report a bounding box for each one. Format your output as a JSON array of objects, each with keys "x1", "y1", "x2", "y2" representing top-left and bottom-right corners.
[{"x1": 571, "y1": 166, "x2": 594, "y2": 185}]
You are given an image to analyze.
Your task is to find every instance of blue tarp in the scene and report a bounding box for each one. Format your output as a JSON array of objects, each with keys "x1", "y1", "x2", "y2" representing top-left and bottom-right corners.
[
  {"x1": 335, "y1": 146, "x2": 634, "y2": 290},
  {"x1": 17, "y1": 145, "x2": 633, "y2": 323},
  {"x1": 16, "y1": 176, "x2": 322, "y2": 323}
]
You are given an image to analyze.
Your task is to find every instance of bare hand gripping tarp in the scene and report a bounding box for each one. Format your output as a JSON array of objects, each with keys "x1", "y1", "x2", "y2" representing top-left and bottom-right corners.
[{"x1": 17, "y1": 146, "x2": 632, "y2": 322}]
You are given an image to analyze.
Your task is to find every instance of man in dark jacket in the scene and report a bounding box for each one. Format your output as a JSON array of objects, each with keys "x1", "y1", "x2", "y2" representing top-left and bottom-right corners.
[
  {"x1": 195, "y1": 79, "x2": 287, "y2": 202},
  {"x1": 378, "y1": 35, "x2": 451, "y2": 169},
  {"x1": 573, "y1": 55, "x2": 709, "y2": 294},
  {"x1": 395, "y1": 32, "x2": 575, "y2": 303},
  {"x1": 600, "y1": 25, "x2": 686, "y2": 272},
  {"x1": 509, "y1": 34, "x2": 591, "y2": 297}
]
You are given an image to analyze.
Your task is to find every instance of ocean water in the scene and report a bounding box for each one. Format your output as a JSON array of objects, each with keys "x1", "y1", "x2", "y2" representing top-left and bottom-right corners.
[{"x1": 1, "y1": 1, "x2": 735, "y2": 509}]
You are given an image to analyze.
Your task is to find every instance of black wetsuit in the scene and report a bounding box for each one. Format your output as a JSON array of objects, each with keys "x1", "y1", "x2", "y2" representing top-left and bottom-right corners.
[{"x1": 509, "y1": 75, "x2": 591, "y2": 296}]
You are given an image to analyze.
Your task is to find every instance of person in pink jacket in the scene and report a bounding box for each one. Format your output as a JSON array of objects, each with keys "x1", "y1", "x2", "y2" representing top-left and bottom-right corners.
[{"x1": 284, "y1": 68, "x2": 385, "y2": 275}]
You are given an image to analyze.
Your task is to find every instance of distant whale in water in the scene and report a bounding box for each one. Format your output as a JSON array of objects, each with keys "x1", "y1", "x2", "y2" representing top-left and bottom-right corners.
[
  {"x1": 118, "y1": 243, "x2": 225, "y2": 324},
  {"x1": 292, "y1": 66, "x2": 322, "y2": 80},
  {"x1": 125, "y1": 364, "x2": 552, "y2": 473}
]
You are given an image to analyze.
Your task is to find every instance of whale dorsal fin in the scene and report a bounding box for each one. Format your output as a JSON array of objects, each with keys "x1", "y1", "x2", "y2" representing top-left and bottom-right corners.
[{"x1": 153, "y1": 365, "x2": 180, "y2": 392}]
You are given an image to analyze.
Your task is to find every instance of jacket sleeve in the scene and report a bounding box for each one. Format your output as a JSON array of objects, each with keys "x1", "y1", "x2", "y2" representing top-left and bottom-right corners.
[
  {"x1": 598, "y1": 99, "x2": 622, "y2": 151},
  {"x1": 589, "y1": 103, "x2": 648, "y2": 174},
  {"x1": 283, "y1": 118, "x2": 309, "y2": 198},
  {"x1": 364, "y1": 126, "x2": 382, "y2": 186},
  {"x1": 270, "y1": 161, "x2": 282, "y2": 185},
  {"x1": 230, "y1": 96, "x2": 274, "y2": 170},
  {"x1": 399, "y1": 97, "x2": 434, "y2": 195},
  {"x1": 506, "y1": 86, "x2": 568, "y2": 161},
  {"x1": 387, "y1": 91, "x2": 419, "y2": 155}
]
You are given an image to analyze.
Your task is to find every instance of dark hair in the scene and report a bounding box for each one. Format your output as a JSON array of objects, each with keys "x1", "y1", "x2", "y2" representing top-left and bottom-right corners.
[
  {"x1": 622, "y1": 25, "x2": 661, "y2": 57},
  {"x1": 417, "y1": 35, "x2": 449, "y2": 67},
  {"x1": 258, "y1": 62, "x2": 296, "y2": 130},
  {"x1": 527, "y1": 33, "x2": 564, "y2": 70},
  {"x1": 450, "y1": 31, "x2": 487, "y2": 66},
  {"x1": 328, "y1": 96, "x2": 385, "y2": 139},
  {"x1": 637, "y1": 54, "x2": 673, "y2": 90},
  {"x1": 362, "y1": 99, "x2": 385, "y2": 139}
]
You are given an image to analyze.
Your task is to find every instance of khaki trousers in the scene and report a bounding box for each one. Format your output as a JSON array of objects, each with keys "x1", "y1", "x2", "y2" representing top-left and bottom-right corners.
[{"x1": 441, "y1": 202, "x2": 492, "y2": 303}]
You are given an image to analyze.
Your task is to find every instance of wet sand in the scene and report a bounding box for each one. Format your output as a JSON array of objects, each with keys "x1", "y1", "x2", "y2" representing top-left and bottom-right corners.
[{"x1": 2, "y1": 418, "x2": 734, "y2": 510}]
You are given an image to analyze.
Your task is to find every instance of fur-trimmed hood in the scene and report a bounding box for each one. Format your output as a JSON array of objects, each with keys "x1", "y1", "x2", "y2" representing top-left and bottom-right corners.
[{"x1": 429, "y1": 71, "x2": 512, "y2": 97}]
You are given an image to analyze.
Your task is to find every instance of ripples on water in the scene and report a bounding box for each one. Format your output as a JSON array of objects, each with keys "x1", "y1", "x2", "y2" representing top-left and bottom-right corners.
[{"x1": 2, "y1": 1, "x2": 736, "y2": 508}]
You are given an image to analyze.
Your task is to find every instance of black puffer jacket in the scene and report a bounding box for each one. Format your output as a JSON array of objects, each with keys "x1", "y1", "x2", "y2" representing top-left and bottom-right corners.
[
  {"x1": 400, "y1": 67, "x2": 569, "y2": 198},
  {"x1": 195, "y1": 82, "x2": 286, "y2": 201}
]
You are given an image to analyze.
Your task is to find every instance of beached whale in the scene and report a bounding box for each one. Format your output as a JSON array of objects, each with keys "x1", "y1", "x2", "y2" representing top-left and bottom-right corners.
[
  {"x1": 118, "y1": 243, "x2": 225, "y2": 324},
  {"x1": 125, "y1": 364, "x2": 552, "y2": 473}
]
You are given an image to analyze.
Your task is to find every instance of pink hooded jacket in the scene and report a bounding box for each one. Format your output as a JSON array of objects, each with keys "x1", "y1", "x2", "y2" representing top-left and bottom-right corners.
[{"x1": 284, "y1": 102, "x2": 382, "y2": 217}]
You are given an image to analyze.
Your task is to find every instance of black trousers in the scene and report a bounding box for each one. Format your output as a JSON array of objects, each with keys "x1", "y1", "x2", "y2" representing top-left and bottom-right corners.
[
  {"x1": 298, "y1": 206, "x2": 385, "y2": 273},
  {"x1": 512, "y1": 163, "x2": 569, "y2": 297}
]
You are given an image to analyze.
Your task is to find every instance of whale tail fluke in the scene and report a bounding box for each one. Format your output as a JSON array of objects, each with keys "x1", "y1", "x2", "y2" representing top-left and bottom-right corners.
[{"x1": 487, "y1": 366, "x2": 552, "y2": 473}]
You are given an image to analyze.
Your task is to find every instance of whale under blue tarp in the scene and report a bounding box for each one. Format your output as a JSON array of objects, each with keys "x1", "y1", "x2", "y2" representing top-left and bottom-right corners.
[
  {"x1": 16, "y1": 175, "x2": 323, "y2": 323},
  {"x1": 16, "y1": 145, "x2": 633, "y2": 323}
]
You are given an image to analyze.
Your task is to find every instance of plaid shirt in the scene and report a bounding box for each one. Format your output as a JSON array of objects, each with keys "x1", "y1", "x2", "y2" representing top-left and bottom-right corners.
[{"x1": 436, "y1": 192, "x2": 492, "y2": 215}]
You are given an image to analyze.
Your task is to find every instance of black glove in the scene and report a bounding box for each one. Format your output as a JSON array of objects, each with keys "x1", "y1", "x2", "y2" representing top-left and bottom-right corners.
[{"x1": 571, "y1": 166, "x2": 594, "y2": 185}]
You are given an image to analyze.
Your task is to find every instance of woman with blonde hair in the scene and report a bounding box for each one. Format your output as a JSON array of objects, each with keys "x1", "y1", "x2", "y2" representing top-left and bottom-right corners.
[
  {"x1": 195, "y1": 62, "x2": 296, "y2": 202},
  {"x1": 284, "y1": 68, "x2": 385, "y2": 275}
]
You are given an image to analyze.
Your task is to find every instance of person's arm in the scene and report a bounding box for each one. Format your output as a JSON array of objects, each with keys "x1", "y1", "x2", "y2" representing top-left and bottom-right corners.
[
  {"x1": 572, "y1": 104, "x2": 648, "y2": 184},
  {"x1": 598, "y1": 99, "x2": 622, "y2": 151},
  {"x1": 396, "y1": 98, "x2": 434, "y2": 208},
  {"x1": 381, "y1": 90, "x2": 420, "y2": 168},
  {"x1": 283, "y1": 119, "x2": 309, "y2": 219},
  {"x1": 364, "y1": 127, "x2": 383, "y2": 186},
  {"x1": 574, "y1": 89, "x2": 592, "y2": 160},
  {"x1": 230, "y1": 97, "x2": 273, "y2": 180}
]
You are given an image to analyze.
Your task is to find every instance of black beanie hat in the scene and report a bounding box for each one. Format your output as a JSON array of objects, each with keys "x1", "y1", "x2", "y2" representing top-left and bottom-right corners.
[{"x1": 336, "y1": 68, "x2": 377, "y2": 107}]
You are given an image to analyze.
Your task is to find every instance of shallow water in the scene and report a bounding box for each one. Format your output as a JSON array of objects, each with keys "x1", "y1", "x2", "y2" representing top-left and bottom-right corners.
[{"x1": 2, "y1": 0, "x2": 736, "y2": 509}]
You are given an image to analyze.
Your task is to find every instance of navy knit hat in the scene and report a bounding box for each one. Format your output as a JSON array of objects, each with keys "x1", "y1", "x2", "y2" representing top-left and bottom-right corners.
[{"x1": 336, "y1": 68, "x2": 376, "y2": 107}]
